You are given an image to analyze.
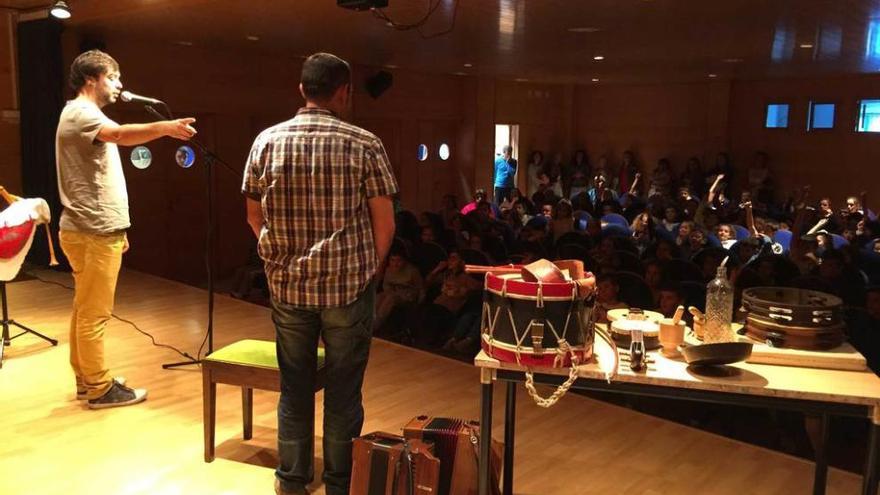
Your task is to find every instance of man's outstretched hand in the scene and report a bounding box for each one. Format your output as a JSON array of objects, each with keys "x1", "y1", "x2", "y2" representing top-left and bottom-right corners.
[{"x1": 166, "y1": 118, "x2": 197, "y2": 140}]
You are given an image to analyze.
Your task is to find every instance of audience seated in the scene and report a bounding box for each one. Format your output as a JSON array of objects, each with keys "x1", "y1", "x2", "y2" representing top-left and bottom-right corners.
[
  {"x1": 372, "y1": 148, "x2": 876, "y2": 366},
  {"x1": 374, "y1": 251, "x2": 423, "y2": 334}
]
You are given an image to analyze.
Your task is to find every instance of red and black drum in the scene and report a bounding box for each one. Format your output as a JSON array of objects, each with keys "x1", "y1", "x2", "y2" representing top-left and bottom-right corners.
[{"x1": 480, "y1": 270, "x2": 596, "y2": 367}]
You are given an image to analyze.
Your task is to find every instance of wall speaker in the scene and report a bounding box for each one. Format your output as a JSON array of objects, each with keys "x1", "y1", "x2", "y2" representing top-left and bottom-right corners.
[{"x1": 365, "y1": 70, "x2": 393, "y2": 99}]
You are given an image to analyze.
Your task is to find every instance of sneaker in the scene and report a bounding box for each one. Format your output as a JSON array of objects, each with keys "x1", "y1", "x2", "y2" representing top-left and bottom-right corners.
[
  {"x1": 275, "y1": 478, "x2": 308, "y2": 495},
  {"x1": 87, "y1": 381, "x2": 147, "y2": 410},
  {"x1": 77, "y1": 376, "x2": 127, "y2": 400}
]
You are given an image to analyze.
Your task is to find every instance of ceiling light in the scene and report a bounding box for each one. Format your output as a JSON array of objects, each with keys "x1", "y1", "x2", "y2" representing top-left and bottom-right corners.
[
  {"x1": 799, "y1": 43, "x2": 814, "y2": 48},
  {"x1": 246, "y1": 35, "x2": 260, "y2": 41},
  {"x1": 514, "y1": 78, "x2": 529, "y2": 82},
  {"x1": 49, "y1": 0, "x2": 71, "y2": 19},
  {"x1": 174, "y1": 41, "x2": 194, "y2": 47},
  {"x1": 593, "y1": 55, "x2": 605, "y2": 61},
  {"x1": 567, "y1": 27, "x2": 601, "y2": 33},
  {"x1": 722, "y1": 57, "x2": 743, "y2": 63},
  {"x1": 591, "y1": 78, "x2": 600, "y2": 82},
  {"x1": 452, "y1": 71, "x2": 468, "y2": 76},
  {"x1": 384, "y1": 64, "x2": 398, "y2": 69},
  {"x1": 708, "y1": 73, "x2": 717, "y2": 78},
  {"x1": 463, "y1": 63, "x2": 473, "y2": 68}
]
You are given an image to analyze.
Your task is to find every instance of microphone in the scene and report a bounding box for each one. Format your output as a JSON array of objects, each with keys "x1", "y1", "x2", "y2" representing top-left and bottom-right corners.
[{"x1": 120, "y1": 90, "x2": 164, "y2": 106}]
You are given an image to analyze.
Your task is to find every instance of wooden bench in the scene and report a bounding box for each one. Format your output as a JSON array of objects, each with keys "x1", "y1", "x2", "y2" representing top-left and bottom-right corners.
[{"x1": 201, "y1": 339, "x2": 326, "y2": 462}]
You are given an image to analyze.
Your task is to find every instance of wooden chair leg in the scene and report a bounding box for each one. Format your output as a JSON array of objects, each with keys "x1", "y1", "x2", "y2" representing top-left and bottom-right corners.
[
  {"x1": 242, "y1": 386, "x2": 253, "y2": 440},
  {"x1": 203, "y1": 367, "x2": 216, "y2": 463}
]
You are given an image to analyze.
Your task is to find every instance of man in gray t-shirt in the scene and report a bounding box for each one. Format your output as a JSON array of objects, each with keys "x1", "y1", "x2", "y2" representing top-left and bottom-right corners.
[{"x1": 56, "y1": 49, "x2": 196, "y2": 410}]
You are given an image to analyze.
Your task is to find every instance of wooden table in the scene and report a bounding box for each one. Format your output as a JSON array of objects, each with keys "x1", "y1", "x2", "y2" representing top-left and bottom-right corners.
[{"x1": 475, "y1": 342, "x2": 880, "y2": 495}]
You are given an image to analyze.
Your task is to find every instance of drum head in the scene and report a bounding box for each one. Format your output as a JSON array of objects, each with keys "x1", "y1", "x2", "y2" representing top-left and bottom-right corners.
[{"x1": 607, "y1": 308, "x2": 664, "y2": 323}]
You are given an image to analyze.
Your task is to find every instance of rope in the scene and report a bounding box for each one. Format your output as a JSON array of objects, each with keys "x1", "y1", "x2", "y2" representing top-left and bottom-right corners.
[{"x1": 523, "y1": 340, "x2": 581, "y2": 408}]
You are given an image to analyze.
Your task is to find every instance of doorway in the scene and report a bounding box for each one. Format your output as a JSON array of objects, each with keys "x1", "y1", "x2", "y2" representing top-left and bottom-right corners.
[{"x1": 494, "y1": 124, "x2": 520, "y2": 196}]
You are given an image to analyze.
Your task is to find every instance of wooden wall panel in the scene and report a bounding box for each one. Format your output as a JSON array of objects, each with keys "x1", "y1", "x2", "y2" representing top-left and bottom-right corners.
[
  {"x1": 727, "y1": 74, "x2": 880, "y2": 203},
  {"x1": 0, "y1": 12, "x2": 21, "y2": 194},
  {"x1": 574, "y1": 82, "x2": 716, "y2": 177},
  {"x1": 54, "y1": 33, "x2": 474, "y2": 283}
]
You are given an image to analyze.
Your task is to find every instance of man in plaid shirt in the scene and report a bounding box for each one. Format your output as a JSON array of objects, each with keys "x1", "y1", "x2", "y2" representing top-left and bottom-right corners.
[{"x1": 243, "y1": 53, "x2": 397, "y2": 495}]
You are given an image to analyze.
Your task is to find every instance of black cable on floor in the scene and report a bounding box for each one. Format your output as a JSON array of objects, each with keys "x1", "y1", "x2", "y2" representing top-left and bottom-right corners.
[{"x1": 26, "y1": 272, "x2": 196, "y2": 363}]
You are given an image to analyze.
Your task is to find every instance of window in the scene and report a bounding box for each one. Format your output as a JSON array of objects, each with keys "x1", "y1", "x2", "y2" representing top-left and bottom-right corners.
[
  {"x1": 417, "y1": 144, "x2": 428, "y2": 161},
  {"x1": 857, "y1": 99, "x2": 880, "y2": 133},
  {"x1": 808, "y1": 102, "x2": 835, "y2": 130},
  {"x1": 765, "y1": 103, "x2": 789, "y2": 128},
  {"x1": 438, "y1": 143, "x2": 450, "y2": 160}
]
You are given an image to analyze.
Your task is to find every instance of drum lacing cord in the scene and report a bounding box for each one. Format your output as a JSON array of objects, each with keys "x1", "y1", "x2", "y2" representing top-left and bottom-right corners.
[{"x1": 513, "y1": 282, "x2": 544, "y2": 366}]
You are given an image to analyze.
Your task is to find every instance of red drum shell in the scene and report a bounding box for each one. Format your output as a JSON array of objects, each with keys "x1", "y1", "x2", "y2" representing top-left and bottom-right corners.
[
  {"x1": 482, "y1": 271, "x2": 596, "y2": 368},
  {"x1": 485, "y1": 271, "x2": 578, "y2": 300},
  {"x1": 481, "y1": 335, "x2": 591, "y2": 367}
]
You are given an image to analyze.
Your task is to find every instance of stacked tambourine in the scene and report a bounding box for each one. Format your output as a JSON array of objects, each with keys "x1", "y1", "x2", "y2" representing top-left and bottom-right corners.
[{"x1": 741, "y1": 287, "x2": 845, "y2": 351}]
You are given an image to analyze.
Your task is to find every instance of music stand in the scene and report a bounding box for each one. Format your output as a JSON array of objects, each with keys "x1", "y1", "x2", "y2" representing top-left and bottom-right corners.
[{"x1": 0, "y1": 279, "x2": 58, "y2": 368}]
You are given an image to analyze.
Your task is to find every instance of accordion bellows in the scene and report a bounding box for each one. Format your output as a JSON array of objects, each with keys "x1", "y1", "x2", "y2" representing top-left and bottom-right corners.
[{"x1": 351, "y1": 432, "x2": 440, "y2": 495}]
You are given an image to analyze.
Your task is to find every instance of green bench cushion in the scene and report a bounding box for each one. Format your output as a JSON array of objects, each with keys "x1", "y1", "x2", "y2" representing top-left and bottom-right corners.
[{"x1": 205, "y1": 339, "x2": 325, "y2": 370}]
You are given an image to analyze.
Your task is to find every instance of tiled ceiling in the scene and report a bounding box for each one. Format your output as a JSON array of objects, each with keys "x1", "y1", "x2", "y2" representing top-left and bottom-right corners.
[{"x1": 13, "y1": 0, "x2": 880, "y2": 83}]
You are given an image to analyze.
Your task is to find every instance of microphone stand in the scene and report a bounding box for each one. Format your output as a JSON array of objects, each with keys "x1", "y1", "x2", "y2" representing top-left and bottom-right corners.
[{"x1": 138, "y1": 104, "x2": 238, "y2": 370}]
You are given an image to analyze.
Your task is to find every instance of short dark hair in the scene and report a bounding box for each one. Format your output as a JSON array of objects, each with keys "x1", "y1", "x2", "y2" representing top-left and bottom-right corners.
[
  {"x1": 69, "y1": 50, "x2": 119, "y2": 93},
  {"x1": 300, "y1": 53, "x2": 351, "y2": 101}
]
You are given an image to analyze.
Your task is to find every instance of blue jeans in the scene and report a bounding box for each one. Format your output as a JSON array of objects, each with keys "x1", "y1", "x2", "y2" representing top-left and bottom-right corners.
[
  {"x1": 272, "y1": 282, "x2": 375, "y2": 495},
  {"x1": 494, "y1": 186, "x2": 512, "y2": 205}
]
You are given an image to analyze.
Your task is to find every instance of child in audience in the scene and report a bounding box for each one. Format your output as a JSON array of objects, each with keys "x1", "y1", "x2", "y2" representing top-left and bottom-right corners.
[
  {"x1": 551, "y1": 199, "x2": 575, "y2": 241},
  {"x1": 596, "y1": 273, "x2": 628, "y2": 323},
  {"x1": 658, "y1": 281, "x2": 685, "y2": 318},
  {"x1": 375, "y1": 251, "x2": 423, "y2": 333},
  {"x1": 716, "y1": 224, "x2": 737, "y2": 249}
]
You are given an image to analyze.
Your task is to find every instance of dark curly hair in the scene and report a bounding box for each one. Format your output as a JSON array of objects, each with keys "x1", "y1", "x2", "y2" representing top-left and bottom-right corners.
[{"x1": 69, "y1": 50, "x2": 119, "y2": 93}]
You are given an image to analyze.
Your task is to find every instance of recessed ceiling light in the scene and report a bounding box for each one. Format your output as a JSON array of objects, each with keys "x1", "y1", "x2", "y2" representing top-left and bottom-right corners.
[
  {"x1": 591, "y1": 78, "x2": 600, "y2": 82},
  {"x1": 384, "y1": 64, "x2": 398, "y2": 69},
  {"x1": 567, "y1": 27, "x2": 601, "y2": 33},
  {"x1": 463, "y1": 63, "x2": 473, "y2": 68},
  {"x1": 593, "y1": 55, "x2": 605, "y2": 61},
  {"x1": 514, "y1": 78, "x2": 529, "y2": 82},
  {"x1": 174, "y1": 41, "x2": 194, "y2": 46},
  {"x1": 799, "y1": 43, "x2": 814, "y2": 49},
  {"x1": 722, "y1": 57, "x2": 743, "y2": 63},
  {"x1": 246, "y1": 35, "x2": 260, "y2": 41},
  {"x1": 453, "y1": 71, "x2": 468, "y2": 76},
  {"x1": 708, "y1": 73, "x2": 717, "y2": 78}
]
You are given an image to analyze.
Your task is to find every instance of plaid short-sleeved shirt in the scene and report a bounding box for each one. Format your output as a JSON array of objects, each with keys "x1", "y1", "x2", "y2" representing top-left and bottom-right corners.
[{"x1": 242, "y1": 107, "x2": 398, "y2": 307}]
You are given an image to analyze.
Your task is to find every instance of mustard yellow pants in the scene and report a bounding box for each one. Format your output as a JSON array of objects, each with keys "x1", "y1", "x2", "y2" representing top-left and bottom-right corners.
[{"x1": 60, "y1": 230, "x2": 125, "y2": 399}]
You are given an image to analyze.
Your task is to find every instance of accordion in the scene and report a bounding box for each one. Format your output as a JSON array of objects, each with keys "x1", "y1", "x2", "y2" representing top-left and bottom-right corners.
[
  {"x1": 351, "y1": 432, "x2": 440, "y2": 495},
  {"x1": 403, "y1": 416, "x2": 501, "y2": 495}
]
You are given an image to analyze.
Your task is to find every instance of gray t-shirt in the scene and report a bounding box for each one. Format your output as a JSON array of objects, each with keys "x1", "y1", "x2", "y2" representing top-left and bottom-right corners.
[{"x1": 56, "y1": 99, "x2": 130, "y2": 234}]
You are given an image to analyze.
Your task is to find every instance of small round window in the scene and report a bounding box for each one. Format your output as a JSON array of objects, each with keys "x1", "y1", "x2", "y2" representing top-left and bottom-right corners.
[
  {"x1": 439, "y1": 143, "x2": 450, "y2": 160},
  {"x1": 417, "y1": 144, "x2": 429, "y2": 161}
]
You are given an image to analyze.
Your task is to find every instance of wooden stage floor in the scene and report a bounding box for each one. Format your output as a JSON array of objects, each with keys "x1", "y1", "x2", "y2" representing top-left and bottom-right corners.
[{"x1": 0, "y1": 268, "x2": 864, "y2": 494}]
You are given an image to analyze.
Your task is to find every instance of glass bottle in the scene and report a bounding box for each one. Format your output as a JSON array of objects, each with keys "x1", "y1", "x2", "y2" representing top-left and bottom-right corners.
[{"x1": 704, "y1": 265, "x2": 734, "y2": 343}]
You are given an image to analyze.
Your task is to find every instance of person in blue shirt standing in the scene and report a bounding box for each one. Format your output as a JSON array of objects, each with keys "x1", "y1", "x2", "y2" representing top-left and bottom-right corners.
[{"x1": 494, "y1": 145, "x2": 517, "y2": 205}]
